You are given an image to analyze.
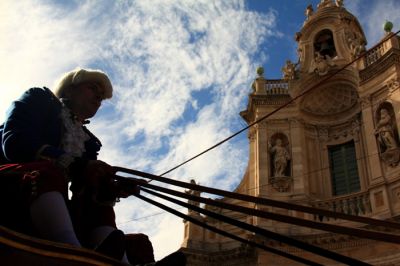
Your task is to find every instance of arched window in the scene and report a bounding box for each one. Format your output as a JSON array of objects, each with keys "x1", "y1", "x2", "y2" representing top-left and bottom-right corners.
[{"x1": 314, "y1": 29, "x2": 337, "y2": 58}]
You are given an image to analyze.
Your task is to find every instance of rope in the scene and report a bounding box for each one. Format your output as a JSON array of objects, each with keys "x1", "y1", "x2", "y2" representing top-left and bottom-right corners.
[
  {"x1": 135, "y1": 193, "x2": 323, "y2": 266},
  {"x1": 114, "y1": 166, "x2": 400, "y2": 230},
  {"x1": 140, "y1": 187, "x2": 371, "y2": 266},
  {"x1": 119, "y1": 176, "x2": 400, "y2": 244}
]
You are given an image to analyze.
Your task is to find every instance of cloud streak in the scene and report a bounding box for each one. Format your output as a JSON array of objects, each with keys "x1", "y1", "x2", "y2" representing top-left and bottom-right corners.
[
  {"x1": 0, "y1": 0, "x2": 279, "y2": 259},
  {"x1": 93, "y1": 1, "x2": 279, "y2": 258}
]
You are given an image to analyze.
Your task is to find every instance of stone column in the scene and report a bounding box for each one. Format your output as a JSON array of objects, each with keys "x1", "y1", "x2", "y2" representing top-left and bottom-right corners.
[
  {"x1": 290, "y1": 119, "x2": 306, "y2": 196},
  {"x1": 247, "y1": 126, "x2": 258, "y2": 198},
  {"x1": 360, "y1": 96, "x2": 383, "y2": 183},
  {"x1": 258, "y1": 121, "x2": 269, "y2": 198}
]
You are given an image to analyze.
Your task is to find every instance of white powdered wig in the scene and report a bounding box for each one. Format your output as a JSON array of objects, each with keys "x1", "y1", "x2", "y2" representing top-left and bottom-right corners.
[{"x1": 53, "y1": 68, "x2": 113, "y2": 99}]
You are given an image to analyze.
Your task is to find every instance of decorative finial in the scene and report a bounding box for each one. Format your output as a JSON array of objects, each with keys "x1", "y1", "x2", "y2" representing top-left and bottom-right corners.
[
  {"x1": 383, "y1": 20, "x2": 394, "y2": 33},
  {"x1": 256, "y1": 66, "x2": 264, "y2": 77}
]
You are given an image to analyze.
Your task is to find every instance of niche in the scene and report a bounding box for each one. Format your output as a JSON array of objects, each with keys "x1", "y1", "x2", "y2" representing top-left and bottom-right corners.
[
  {"x1": 375, "y1": 102, "x2": 400, "y2": 166},
  {"x1": 314, "y1": 29, "x2": 337, "y2": 58}
]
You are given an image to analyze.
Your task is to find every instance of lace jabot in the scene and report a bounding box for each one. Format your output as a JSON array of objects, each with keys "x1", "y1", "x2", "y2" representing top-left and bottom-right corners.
[{"x1": 60, "y1": 104, "x2": 90, "y2": 158}]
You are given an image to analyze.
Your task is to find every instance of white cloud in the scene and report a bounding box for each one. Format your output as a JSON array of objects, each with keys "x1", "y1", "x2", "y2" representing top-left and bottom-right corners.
[
  {"x1": 345, "y1": 0, "x2": 400, "y2": 47},
  {"x1": 0, "y1": 0, "x2": 279, "y2": 260}
]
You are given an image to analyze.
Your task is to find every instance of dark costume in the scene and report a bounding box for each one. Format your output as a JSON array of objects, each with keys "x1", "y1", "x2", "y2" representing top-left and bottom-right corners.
[
  {"x1": 0, "y1": 87, "x2": 186, "y2": 265},
  {"x1": 0, "y1": 87, "x2": 115, "y2": 242}
]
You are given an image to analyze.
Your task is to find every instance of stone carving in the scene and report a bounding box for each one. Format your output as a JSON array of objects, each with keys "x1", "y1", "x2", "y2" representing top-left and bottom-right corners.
[
  {"x1": 305, "y1": 4, "x2": 314, "y2": 21},
  {"x1": 297, "y1": 47, "x2": 303, "y2": 59},
  {"x1": 335, "y1": 0, "x2": 344, "y2": 7},
  {"x1": 375, "y1": 108, "x2": 398, "y2": 150},
  {"x1": 314, "y1": 52, "x2": 335, "y2": 76},
  {"x1": 387, "y1": 78, "x2": 400, "y2": 94},
  {"x1": 282, "y1": 60, "x2": 296, "y2": 80},
  {"x1": 347, "y1": 31, "x2": 366, "y2": 59},
  {"x1": 185, "y1": 179, "x2": 201, "y2": 214},
  {"x1": 318, "y1": 127, "x2": 329, "y2": 142},
  {"x1": 375, "y1": 107, "x2": 400, "y2": 166},
  {"x1": 359, "y1": 96, "x2": 372, "y2": 109},
  {"x1": 351, "y1": 119, "x2": 361, "y2": 136},
  {"x1": 268, "y1": 135, "x2": 292, "y2": 192},
  {"x1": 340, "y1": 14, "x2": 354, "y2": 25},
  {"x1": 317, "y1": 0, "x2": 333, "y2": 9},
  {"x1": 295, "y1": 32, "x2": 302, "y2": 42},
  {"x1": 269, "y1": 138, "x2": 291, "y2": 178}
]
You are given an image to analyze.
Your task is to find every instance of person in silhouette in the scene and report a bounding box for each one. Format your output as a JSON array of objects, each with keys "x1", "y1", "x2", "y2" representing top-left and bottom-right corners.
[{"x1": 0, "y1": 68, "x2": 186, "y2": 265}]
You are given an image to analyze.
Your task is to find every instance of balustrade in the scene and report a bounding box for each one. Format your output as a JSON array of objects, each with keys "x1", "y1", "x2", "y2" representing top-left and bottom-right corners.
[
  {"x1": 311, "y1": 191, "x2": 372, "y2": 222},
  {"x1": 265, "y1": 79, "x2": 289, "y2": 95},
  {"x1": 364, "y1": 43, "x2": 385, "y2": 67}
]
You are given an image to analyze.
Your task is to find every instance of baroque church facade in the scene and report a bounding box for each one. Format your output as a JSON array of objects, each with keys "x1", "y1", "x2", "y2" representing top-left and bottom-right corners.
[{"x1": 181, "y1": 0, "x2": 400, "y2": 265}]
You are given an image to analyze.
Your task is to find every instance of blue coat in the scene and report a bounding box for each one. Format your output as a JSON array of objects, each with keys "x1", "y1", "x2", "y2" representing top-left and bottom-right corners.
[{"x1": 0, "y1": 87, "x2": 102, "y2": 164}]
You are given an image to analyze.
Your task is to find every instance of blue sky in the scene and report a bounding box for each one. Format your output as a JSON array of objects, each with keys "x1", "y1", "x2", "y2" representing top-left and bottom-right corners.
[{"x1": 1, "y1": 0, "x2": 400, "y2": 260}]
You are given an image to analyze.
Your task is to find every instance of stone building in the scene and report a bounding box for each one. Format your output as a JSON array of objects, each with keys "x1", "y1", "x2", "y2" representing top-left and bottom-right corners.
[{"x1": 181, "y1": 0, "x2": 400, "y2": 265}]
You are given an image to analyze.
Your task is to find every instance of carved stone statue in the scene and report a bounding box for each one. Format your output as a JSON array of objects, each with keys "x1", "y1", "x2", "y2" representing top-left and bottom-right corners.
[
  {"x1": 375, "y1": 108, "x2": 398, "y2": 151},
  {"x1": 335, "y1": 0, "x2": 344, "y2": 7},
  {"x1": 305, "y1": 4, "x2": 313, "y2": 20},
  {"x1": 375, "y1": 108, "x2": 400, "y2": 166},
  {"x1": 269, "y1": 138, "x2": 291, "y2": 177},
  {"x1": 185, "y1": 179, "x2": 201, "y2": 214},
  {"x1": 282, "y1": 60, "x2": 296, "y2": 80},
  {"x1": 314, "y1": 52, "x2": 335, "y2": 76}
]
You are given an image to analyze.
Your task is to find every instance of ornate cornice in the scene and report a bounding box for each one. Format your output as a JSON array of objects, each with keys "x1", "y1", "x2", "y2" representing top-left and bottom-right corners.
[
  {"x1": 303, "y1": 115, "x2": 361, "y2": 142},
  {"x1": 252, "y1": 95, "x2": 292, "y2": 106}
]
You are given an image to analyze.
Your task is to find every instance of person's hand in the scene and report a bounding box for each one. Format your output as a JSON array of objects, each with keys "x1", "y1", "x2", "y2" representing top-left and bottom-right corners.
[
  {"x1": 115, "y1": 177, "x2": 147, "y2": 198},
  {"x1": 84, "y1": 160, "x2": 116, "y2": 189}
]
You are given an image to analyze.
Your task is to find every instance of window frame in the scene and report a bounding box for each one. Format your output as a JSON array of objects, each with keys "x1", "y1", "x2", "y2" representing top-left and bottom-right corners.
[{"x1": 328, "y1": 140, "x2": 361, "y2": 196}]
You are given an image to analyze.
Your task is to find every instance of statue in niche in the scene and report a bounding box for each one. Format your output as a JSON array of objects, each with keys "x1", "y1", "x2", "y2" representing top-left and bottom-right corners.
[
  {"x1": 185, "y1": 179, "x2": 201, "y2": 214},
  {"x1": 314, "y1": 52, "x2": 335, "y2": 76},
  {"x1": 269, "y1": 138, "x2": 291, "y2": 177},
  {"x1": 375, "y1": 107, "x2": 400, "y2": 166},
  {"x1": 375, "y1": 108, "x2": 398, "y2": 151},
  {"x1": 282, "y1": 60, "x2": 296, "y2": 80}
]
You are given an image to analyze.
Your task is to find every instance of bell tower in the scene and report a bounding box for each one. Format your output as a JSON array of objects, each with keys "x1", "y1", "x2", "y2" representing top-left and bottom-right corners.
[
  {"x1": 241, "y1": 0, "x2": 369, "y2": 205},
  {"x1": 296, "y1": 0, "x2": 367, "y2": 74}
]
